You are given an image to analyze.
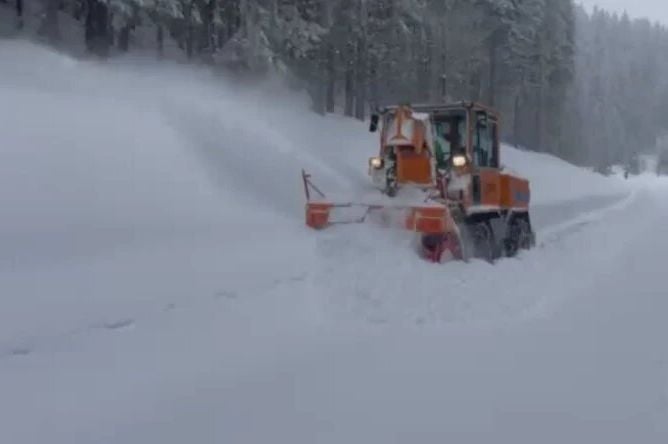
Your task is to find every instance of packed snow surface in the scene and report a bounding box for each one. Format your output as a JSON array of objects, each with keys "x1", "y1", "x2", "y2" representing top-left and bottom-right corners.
[{"x1": 2, "y1": 40, "x2": 668, "y2": 444}]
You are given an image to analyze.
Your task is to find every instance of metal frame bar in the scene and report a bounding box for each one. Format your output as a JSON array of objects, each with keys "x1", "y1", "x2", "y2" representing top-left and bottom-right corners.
[{"x1": 301, "y1": 169, "x2": 326, "y2": 201}]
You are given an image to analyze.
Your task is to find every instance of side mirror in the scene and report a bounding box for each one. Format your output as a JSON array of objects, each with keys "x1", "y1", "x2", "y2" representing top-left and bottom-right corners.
[{"x1": 369, "y1": 114, "x2": 379, "y2": 133}]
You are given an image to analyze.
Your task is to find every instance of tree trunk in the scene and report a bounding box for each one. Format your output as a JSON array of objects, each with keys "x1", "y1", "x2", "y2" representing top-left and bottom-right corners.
[
  {"x1": 118, "y1": 25, "x2": 131, "y2": 52},
  {"x1": 440, "y1": 20, "x2": 450, "y2": 101},
  {"x1": 344, "y1": 39, "x2": 355, "y2": 117},
  {"x1": 345, "y1": 66, "x2": 355, "y2": 117},
  {"x1": 198, "y1": 0, "x2": 216, "y2": 60},
  {"x1": 184, "y1": 2, "x2": 195, "y2": 59},
  {"x1": 223, "y1": 0, "x2": 242, "y2": 42},
  {"x1": 157, "y1": 24, "x2": 164, "y2": 58},
  {"x1": 85, "y1": 0, "x2": 110, "y2": 57},
  {"x1": 535, "y1": 64, "x2": 545, "y2": 152},
  {"x1": 488, "y1": 36, "x2": 497, "y2": 107},
  {"x1": 319, "y1": 0, "x2": 335, "y2": 114},
  {"x1": 369, "y1": 56, "x2": 379, "y2": 112},
  {"x1": 39, "y1": 0, "x2": 61, "y2": 43},
  {"x1": 355, "y1": 39, "x2": 367, "y2": 121},
  {"x1": 513, "y1": 92, "x2": 521, "y2": 147},
  {"x1": 415, "y1": 23, "x2": 431, "y2": 102},
  {"x1": 354, "y1": 0, "x2": 368, "y2": 121},
  {"x1": 469, "y1": 70, "x2": 482, "y2": 102},
  {"x1": 15, "y1": 0, "x2": 23, "y2": 28},
  {"x1": 74, "y1": 0, "x2": 84, "y2": 21},
  {"x1": 534, "y1": 89, "x2": 543, "y2": 151},
  {"x1": 326, "y1": 45, "x2": 336, "y2": 113},
  {"x1": 312, "y1": 46, "x2": 326, "y2": 116},
  {"x1": 186, "y1": 24, "x2": 194, "y2": 59}
]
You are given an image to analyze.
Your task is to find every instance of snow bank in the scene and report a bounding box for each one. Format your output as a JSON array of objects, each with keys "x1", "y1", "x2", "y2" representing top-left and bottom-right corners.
[{"x1": 502, "y1": 145, "x2": 628, "y2": 205}]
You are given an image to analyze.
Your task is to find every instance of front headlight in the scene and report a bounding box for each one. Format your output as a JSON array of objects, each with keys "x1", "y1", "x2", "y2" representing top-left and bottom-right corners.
[
  {"x1": 452, "y1": 155, "x2": 467, "y2": 167},
  {"x1": 369, "y1": 156, "x2": 384, "y2": 169}
]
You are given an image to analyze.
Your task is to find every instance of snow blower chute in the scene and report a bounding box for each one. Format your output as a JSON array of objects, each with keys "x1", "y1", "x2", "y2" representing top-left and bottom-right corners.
[{"x1": 302, "y1": 102, "x2": 536, "y2": 263}]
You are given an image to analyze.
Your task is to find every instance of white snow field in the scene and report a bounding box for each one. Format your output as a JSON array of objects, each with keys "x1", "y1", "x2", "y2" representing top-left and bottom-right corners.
[{"x1": 2, "y1": 40, "x2": 668, "y2": 444}]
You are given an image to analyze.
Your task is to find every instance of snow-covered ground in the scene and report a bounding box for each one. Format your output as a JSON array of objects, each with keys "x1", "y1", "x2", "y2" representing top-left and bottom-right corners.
[{"x1": 2, "y1": 40, "x2": 668, "y2": 444}]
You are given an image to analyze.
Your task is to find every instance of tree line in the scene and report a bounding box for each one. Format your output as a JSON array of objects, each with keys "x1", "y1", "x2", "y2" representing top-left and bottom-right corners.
[{"x1": 5, "y1": 1, "x2": 668, "y2": 170}]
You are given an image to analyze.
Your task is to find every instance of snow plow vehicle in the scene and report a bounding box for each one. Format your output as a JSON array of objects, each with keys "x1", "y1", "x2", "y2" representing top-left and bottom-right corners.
[{"x1": 302, "y1": 101, "x2": 536, "y2": 263}]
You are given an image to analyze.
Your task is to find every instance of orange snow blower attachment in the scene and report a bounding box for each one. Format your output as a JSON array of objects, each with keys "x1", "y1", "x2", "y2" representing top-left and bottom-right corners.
[
  {"x1": 405, "y1": 206, "x2": 454, "y2": 234},
  {"x1": 302, "y1": 168, "x2": 459, "y2": 259},
  {"x1": 305, "y1": 200, "x2": 451, "y2": 234},
  {"x1": 305, "y1": 202, "x2": 333, "y2": 230}
]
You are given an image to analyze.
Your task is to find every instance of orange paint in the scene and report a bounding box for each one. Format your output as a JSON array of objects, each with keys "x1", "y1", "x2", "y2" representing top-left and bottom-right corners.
[
  {"x1": 500, "y1": 174, "x2": 530, "y2": 209},
  {"x1": 395, "y1": 147, "x2": 433, "y2": 185},
  {"x1": 478, "y1": 169, "x2": 502, "y2": 207},
  {"x1": 305, "y1": 202, "x2": 332, "y2": 229},
  {"x1": 405, "y1": 206, "x2": 453, "y2": 234}
]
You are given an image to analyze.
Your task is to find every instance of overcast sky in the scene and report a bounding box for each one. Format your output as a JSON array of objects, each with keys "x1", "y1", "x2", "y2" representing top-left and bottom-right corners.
[{"x1": 578, "y1": 0, "x2": 668, "y2": 25}]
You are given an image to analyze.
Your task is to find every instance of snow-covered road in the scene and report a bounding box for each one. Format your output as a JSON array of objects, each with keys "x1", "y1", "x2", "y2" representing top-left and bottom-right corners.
[
  {"x1": 3, "y1": 181, "x2": 667, "y2": 444},
  {"x1": 2, "y1": 41, "x2": 668, "y2": 444},
  {"x1": 208, "y1": 184, "x2": 668, "y2": 444}
]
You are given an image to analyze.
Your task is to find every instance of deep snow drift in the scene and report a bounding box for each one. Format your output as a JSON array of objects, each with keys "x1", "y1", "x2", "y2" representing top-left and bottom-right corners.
[{"x1": 3, "y1": 40, "x2": 668, "y2": 444}]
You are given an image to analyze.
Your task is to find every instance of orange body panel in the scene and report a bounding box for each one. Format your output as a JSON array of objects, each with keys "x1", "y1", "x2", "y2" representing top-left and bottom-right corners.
[
  {"x1": 478, "y1": 169, "x2": 502, "y2": 207},
  {"x1": 465, "y1": 169, "x2": 531, "y2": 212},
  {"x1": 500, "y1": 173, "x2": 530, "y2": 209},
  {"x1": 396, "y1": 147, "x2": 432, "y2": 185}
]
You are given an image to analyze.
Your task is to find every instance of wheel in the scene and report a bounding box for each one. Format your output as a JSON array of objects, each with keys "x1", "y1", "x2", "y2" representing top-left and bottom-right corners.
[
  {"x1": 385, "y1": 167, "x2": 397, "y2": 197},
  {"x1": 421, "y1": 234, "x2": 442, "y2": 262},
  {"x1": 504, "y1": 217, "x2": 532, "y2": 257},
  {"x1": 420, "y1": 233, "x2": 463, "y2": 263},
  {"x1": 517, "y1": 218, "x2": 533, "y2": 250},
  {"x1": 469, "y1": 221, "x2": 496, "y2": 263}
]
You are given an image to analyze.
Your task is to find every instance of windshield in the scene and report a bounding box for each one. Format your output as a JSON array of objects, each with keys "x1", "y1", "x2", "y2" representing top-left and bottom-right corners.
[{"x1": 433, "y1": 112, "x2": 467, "y2": 163}]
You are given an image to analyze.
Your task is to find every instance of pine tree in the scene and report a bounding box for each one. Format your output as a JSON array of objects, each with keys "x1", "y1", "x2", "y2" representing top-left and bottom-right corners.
[{"x1": 21, "y1": 0, "x2": 668, "y2": 170}]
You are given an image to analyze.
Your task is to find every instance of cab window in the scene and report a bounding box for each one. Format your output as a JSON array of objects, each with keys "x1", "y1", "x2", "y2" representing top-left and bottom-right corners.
[
  {"x1": 433, "y1": 113, "x2": 466, "y2": 160},
  {"x1": 473, "y1": 112, "x2": 498, "y2": 168}
]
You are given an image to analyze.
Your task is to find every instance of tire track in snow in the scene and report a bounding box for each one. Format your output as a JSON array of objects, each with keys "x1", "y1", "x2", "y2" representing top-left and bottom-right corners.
[
  {"x1": 0, "y1": 270, "x2": 313, "y2": 361},
  {"x1": 309, "y1": 186, "x2": 645, "y2": 327},
  {"x1": 536, "y1": 188, "x2": 638, "y2": 245},
  {"x1": 0, "y1": 188, "x2": 642, "y2": 359}
]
